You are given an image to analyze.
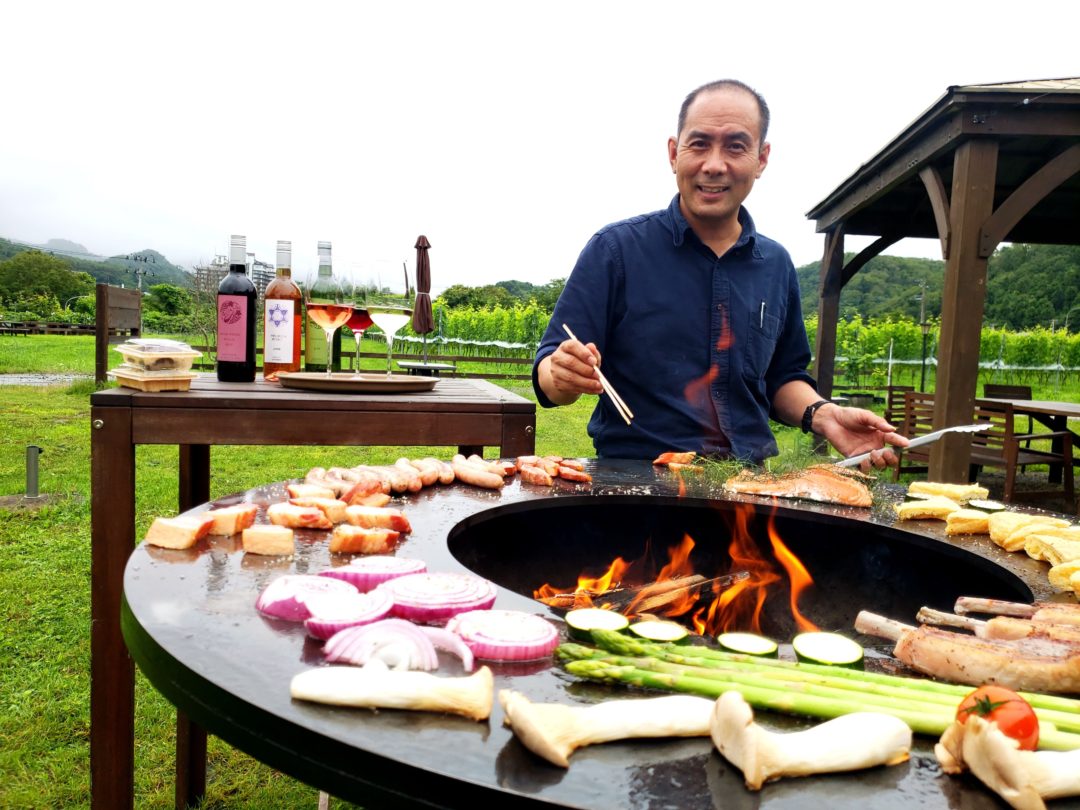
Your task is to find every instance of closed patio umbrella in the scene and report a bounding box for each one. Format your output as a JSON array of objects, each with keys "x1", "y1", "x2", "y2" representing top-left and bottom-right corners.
[{"x1": 411, "y1": 235, "x2": 435, "y2": 362}]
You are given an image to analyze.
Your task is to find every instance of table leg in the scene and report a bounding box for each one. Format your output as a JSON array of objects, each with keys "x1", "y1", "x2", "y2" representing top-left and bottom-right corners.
[
  {"x1": 91, "y1": 406, "x2": 136, "y2": 810},
  {"x1": 176, "y1": 445, "x2": 210, "y2": 809},
  {"x1": 175, "y1": 711, "x2": 208, "y2": 810}
]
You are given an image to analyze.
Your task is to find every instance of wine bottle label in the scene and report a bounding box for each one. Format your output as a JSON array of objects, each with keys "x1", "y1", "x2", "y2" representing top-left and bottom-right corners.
[
  {"x1": 306, "y1": 320, "x2": 328, "y2": 366},
  {"x1": 264, "y1": 299, "x2": 296, "y2": 363},
  {"x1": 218, "y1": 294, "x2": 249, "y2": 361}
]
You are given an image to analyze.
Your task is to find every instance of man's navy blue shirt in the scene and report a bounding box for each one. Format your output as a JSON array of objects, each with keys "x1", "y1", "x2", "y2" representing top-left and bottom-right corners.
[{"x1": 533, "y1": 196, "x2": 815, "y2": 462}]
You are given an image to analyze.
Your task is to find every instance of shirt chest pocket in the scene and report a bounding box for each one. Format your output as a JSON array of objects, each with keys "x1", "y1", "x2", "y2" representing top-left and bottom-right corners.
[{"x1": 743, "y1": 309, "x2": 781, "y2": 381}]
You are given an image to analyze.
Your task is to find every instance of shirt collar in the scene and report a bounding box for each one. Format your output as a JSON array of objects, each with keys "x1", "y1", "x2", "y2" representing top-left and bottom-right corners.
[{"x1": 668, "y1": 194, "x2": 758, "y2": 253}]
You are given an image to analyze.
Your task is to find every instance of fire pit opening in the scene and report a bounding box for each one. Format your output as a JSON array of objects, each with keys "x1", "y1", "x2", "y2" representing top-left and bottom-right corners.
[{"x1": 448, "y1": 495, "x2": 1032, "y2": 639}]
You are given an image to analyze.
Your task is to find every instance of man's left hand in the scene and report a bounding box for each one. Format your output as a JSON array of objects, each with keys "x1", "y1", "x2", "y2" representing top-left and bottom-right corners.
[{"x1": 813, "y1": 404, "x2": 908, "y2": 471}]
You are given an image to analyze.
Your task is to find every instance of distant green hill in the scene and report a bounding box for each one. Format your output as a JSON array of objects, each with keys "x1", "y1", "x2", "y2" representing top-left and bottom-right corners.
[
  {"x1": 796, "y1": 244, "x2": 1080, "y2": 331},
  {"x1": 0, "y1": 238, "x2": 193, "y2": 289}
]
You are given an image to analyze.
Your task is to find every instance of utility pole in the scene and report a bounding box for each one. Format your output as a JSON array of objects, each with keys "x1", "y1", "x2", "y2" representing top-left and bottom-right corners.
[{"x1": 916, "y1": 281, "x2": 930, "y2": 392}]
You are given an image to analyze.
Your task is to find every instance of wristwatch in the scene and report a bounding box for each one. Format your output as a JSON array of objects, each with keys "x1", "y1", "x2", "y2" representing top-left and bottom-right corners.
[{"x1": 801, "y1": 399, "x2": 831, "y2": 435}]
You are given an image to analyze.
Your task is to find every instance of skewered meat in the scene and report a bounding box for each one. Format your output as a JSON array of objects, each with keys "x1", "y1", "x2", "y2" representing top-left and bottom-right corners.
[
  {"x1": 723, "y1": 465, "x2": 872, "y2": 508},
  {"x1": 856, "y1": 611, "x2": 1080, "y2": 694}
]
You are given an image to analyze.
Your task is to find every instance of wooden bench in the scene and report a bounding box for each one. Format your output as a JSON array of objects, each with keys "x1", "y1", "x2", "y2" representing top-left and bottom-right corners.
[
  {"x1": 0, "y1": 321, "x2": 31, "y2": 336},
  {"x1": 893, "y1": 390, "x2": 1074, "y2": 503},
  {"x1": 95, "y1": 284, "x2": 142, "y2": 384}
]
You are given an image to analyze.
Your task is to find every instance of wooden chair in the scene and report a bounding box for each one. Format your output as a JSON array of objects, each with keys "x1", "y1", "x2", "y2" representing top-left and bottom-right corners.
[
  {"x1": 970, "y1": 399, "x2": 1074, "y2": 503},
  {"x1": 95, "y1": 284, "x2": 142, "y2": 384},
  {"x1": 884, "y1": 385, "x2": 914, "y2": 426},
  {"x1": 892, "y1": 390, "x2": 936, "y2": 479},
  {"x1": 983, "y1": 383, "x2": 1034, "y2": 469}
]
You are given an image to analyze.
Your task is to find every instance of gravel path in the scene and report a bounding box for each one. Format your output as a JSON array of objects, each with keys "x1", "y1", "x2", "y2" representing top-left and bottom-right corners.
[{"x1": 0, "y1": 373, "x2": 92, "y2": 386}]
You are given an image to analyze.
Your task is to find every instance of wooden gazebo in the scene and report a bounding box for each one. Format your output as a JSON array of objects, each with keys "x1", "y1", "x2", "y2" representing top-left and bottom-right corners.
[{"x1": 806, "y1": 78, "x2": 1080, "y2": 481}]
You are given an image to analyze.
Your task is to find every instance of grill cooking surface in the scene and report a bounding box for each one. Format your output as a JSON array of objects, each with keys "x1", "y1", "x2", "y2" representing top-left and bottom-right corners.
[{"x1": 122, "y1": 458, "x2": 1076, "y2": 808}]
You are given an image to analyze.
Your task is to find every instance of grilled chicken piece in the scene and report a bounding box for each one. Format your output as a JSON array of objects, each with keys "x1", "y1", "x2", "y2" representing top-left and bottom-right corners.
[
  {"x1": 856, "y1": 611, "x2": 1080, "y2": 694},
  {"x1": 723, "y1": 465, "x2": 872, "y2": 508}
]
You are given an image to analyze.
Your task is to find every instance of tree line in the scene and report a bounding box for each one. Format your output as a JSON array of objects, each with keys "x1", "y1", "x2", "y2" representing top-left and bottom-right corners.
[{"x1": 1, "y1": 237, "x2": 1077, "y2": 333}]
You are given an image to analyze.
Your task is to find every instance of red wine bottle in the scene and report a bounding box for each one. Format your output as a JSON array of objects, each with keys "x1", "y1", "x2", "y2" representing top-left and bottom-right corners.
[{"x1": 217, "y1": 234, "x2": 257, "y2": 381}]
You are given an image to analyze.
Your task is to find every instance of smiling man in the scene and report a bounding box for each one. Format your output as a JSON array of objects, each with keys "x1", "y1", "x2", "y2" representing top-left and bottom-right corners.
[{"x1": 533, "y1": 79, "x2": 905, "y2": 468}]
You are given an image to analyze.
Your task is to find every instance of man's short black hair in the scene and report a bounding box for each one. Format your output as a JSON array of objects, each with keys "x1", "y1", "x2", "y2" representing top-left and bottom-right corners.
[{"x1": 677, "y1": 79, "x2": 770, "y2": 145}]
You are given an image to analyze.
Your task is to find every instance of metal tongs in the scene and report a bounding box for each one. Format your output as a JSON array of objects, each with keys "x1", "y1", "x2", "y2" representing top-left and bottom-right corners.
[{"x1": 836, "y1": 423, "x2": 990, "y2": 468}]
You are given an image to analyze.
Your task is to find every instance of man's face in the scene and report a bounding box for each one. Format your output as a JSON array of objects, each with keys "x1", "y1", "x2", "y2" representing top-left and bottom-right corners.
[{"x1": 667, "y1": 87, "x2": 770, "y2": 233}]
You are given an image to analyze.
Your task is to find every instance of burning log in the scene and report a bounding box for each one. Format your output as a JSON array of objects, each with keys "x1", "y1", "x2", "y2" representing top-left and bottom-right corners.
[{"x1": 540, "y1": 571, "x2": 749, "y2": 615}]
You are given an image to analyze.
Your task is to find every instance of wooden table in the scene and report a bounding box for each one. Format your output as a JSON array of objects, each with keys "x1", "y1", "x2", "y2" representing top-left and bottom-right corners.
[{"x1": 90, "y1": 375, "x2": 535, "y2": 810}]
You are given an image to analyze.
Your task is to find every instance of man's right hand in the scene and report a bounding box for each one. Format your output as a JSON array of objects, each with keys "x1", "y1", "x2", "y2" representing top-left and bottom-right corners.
[{"x1": 537, "y1": 338, "x2": 604, "y2": 405}]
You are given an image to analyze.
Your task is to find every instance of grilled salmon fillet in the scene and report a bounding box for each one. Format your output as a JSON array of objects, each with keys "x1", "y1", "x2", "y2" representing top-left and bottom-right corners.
[{"x1": 723, "y1": 464, "x2": 872, "y2": 507}]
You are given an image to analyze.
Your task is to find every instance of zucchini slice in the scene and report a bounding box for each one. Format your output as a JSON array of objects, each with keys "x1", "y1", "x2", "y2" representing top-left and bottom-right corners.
[
  {"x1": 968, "y1": 499, "x2": 1007, "y2": 512},
  {"x1": 565, "y1": 608, "x2": 630, "y2": 641},
  {"x1": 628, "y1": 620, "x2": 689, "y2": 643},
  {"x1": 717, "y1": 631, "x2": 779, "y2": 657},
  {"x1": 792, "y1": 632, "x2": 864, "y2": 668}
]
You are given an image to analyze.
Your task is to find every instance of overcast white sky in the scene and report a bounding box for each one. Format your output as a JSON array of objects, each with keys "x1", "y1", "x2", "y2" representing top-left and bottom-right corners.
[{"x1": 3, "y1": 1, "x2": 1077, "y2": 293}]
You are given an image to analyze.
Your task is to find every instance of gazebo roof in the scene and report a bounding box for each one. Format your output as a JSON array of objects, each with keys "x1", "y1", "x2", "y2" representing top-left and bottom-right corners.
[{"x1": 806, "y1": 77, "x2": 1080, "y2": 248}]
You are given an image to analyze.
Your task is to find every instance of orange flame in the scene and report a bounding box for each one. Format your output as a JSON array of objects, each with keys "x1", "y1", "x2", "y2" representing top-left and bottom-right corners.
[
  {"x1": 536, "y1": 503, "x2": 818, "y2": 636},
  {"x1": 533, "y1": 556, "x2": 631, "y2": 608},
  {"x1": 767, "y1": 511, "x2": 819, "y2": 632}
]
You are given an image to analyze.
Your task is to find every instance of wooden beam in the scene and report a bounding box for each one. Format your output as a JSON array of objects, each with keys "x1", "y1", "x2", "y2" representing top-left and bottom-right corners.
[
  {"x1": 960, "y1": 106, "x2": 1080, "y2": 138},
  {"x1": 808, "y1": 116, "x2": 965, "y2": 232},
  {"x1": 979, "y1": 143, "x2": 1080, "y2": 256},
  {"x1": 918, "y1": 166, "x2": 952, "y2": 259},
  {"x1": 930, "y1": 139, "x2": 999, "y2": 482},
  {"x1": 812, "y1": 227, "x2": 844, "y2": 400},
  {"x1": 841, "y1": 234, "x2": 904, "y2": 287}
]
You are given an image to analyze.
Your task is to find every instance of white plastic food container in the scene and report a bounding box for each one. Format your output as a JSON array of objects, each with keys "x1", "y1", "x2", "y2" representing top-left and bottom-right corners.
[{"x1": 114, "y1": 339, "x2": 202, "y2": 373}]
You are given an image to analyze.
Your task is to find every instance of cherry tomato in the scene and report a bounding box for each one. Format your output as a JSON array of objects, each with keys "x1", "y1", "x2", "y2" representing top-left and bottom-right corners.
[{"x1": 956, "y1": 685, "x2": 1039, "y2": 750}]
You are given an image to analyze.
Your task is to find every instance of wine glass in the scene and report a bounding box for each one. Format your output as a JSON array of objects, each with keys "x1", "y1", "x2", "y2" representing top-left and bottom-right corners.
[
  {"x1": 366, "y1": 269, "x2": 414, "y2": 375},
  {"x1": 346, "y1": 282, "x2": 374, "y2": 375},
  {"x1": 304, "y1": 274, "x2": 352, "y2": 378}
]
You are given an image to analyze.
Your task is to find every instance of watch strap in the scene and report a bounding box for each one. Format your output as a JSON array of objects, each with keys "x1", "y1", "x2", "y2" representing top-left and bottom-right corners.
[{"x1": 801, "y1": 399, "x2": 831, "y2": 434}]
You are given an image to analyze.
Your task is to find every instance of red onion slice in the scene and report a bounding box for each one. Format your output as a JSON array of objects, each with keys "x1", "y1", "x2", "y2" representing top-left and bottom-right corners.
[
  {"x1": 303, "y1": 588, "x2": 395, "y2": 640},
  {"x1": 255, "y1": 575, "x2": 358, "y2": 622},
  {"x1": 420, "y1": 626, "x2": 475, "y2": 672},
  {"x1": 324, "y1": 618, "x2": 439, "y2": 671},
  {"x1": 446, "y1": 610, "x2": 559, "y2": 662},
  {"x1": 378, "y1": 572, "x2": 497, "y2": 624},
  {"x1": 319, "y1": 556, "x2": 427, "y2": 592}
]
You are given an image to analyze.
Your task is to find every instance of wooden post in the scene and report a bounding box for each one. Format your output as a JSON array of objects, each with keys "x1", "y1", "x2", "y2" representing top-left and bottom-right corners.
[
  {"x1": 95, "y1": 284, "x2": 111, "y2": 386},
  {"x1": 930, "y1": 139, "x2": 999, "y2": 481},
  {"x1": 95, "y1": 284, "x2": 143, "y2": 385},
  {"x1": 813, "y1": 227, "x2": 844, "y2": 400}
]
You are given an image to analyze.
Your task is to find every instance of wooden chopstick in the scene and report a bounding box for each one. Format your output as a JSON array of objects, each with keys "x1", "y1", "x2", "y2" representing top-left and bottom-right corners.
[{"x1": 561, "y1": 323, "x2": 634, "y2": 425}]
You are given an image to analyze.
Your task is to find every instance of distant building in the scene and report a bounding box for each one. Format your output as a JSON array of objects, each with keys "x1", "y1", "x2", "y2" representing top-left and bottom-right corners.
[
  {"x1": 249, "y1": 256, "x2": 275, "y2": 299},
  {"x1": 193, "y1": 255, "x2": 228, "y2": 299},
  {"x1": 193, "y1": 253, "x2": 275, "y2": 301}
]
